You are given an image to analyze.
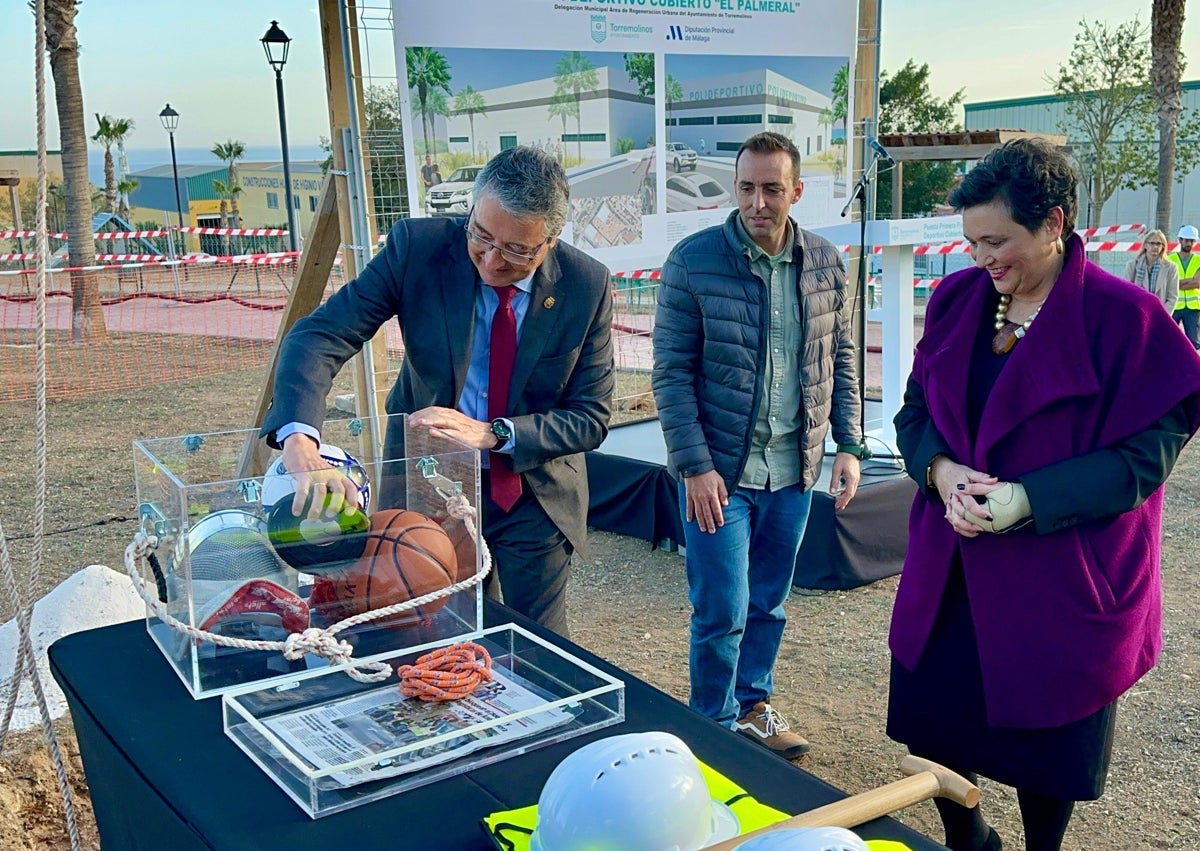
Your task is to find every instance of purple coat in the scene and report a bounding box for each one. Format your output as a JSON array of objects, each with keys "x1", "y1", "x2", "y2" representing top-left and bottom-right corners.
[{"x1": 890, "y1": 238, "x2": 1200, "y2": 728}]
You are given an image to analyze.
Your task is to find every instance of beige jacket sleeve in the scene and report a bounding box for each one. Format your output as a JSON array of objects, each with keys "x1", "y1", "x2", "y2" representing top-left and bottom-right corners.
[{"x1": 1159, "y1": 259, "x2": 1180, "y2": 312}]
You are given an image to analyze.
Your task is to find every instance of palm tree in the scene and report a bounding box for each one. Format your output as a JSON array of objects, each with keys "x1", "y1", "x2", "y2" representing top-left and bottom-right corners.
[
  {"x1": 212, "y1": 139, "x2": 246, "y2": 253},
  {"x1": 116, "y1": 177, "x2": 138, "y2": 222},
  {"x1": 453, "y1": 86, "x2": 488, "y2": 163},
  {"x1": 548, "y1": 90, "x2": 578, "y2": 162},
  {"x1": 406, "y1": 46, "x2": 452, "y2": 156},
  {"x1": 91, "y1": 114, "x2": 134, "y2": 214},
  {"x1": 665, "y1": 75, "x2": 684, "y2": 137},
  {"x1": 211, "y1": 139, "x2": 246, "y2": 229},
  {"x1": 44, "y1": 0, "x2": 107, "y2": 341},
  {"x1": 554, "y1": 52, "x2": 599, "y2": 162},
  {"x1": 211, "y1": 179, "x2": 242, "y2": 255},
  {"x1": 426, "y1": 89, "x2": 451, "y2": 153},
  {"x1": 1151, "y1": 0, "x2": 1187, "y2": 232}
]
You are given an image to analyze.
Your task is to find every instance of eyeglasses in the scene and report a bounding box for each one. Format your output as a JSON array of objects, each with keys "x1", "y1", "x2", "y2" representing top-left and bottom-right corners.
[
  {"x1": 464, "y1": 219, "x2": 549, "y2": 268},
  {"x1": 1146, "y1": 241, "x2": 1166, "y2": 247}
]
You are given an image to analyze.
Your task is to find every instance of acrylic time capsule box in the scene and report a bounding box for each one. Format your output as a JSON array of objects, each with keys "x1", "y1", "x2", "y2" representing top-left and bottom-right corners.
[
  {"x1": 221, "y1": 622, "x2": 625, "y2": 817},
  {"x1": 131, "y1": 413, "x2": 484, "y2": 700}
]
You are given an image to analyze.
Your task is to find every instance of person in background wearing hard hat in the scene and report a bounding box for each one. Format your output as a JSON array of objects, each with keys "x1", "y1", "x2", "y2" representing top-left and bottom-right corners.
[{"x1": 1168, "y1": 224, "x2": 1200, "y2": 349}]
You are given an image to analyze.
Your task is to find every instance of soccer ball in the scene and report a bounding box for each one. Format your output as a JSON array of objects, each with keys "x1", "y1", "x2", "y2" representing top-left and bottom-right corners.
[{"x1": 260, "y1": 443, "x2": 370, "y2": 513}]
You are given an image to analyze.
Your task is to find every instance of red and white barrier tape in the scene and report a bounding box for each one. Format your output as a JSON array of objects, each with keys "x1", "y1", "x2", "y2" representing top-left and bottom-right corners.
[
  {"x1": 95, "y1": 231, "x2": 169, "y2": 239},
  {"x1": 177, "y1": 226, "x2": 290, "y2": 236},
  {"x1": 1077, "y1": 223, "x2": 1145, "y2": 237},
  {"x1": 0, "y1": 231, "x2": 67, "y2": 240},
  {"x1": 0, "y1": 250, "x2": 304, "y2": 276}
]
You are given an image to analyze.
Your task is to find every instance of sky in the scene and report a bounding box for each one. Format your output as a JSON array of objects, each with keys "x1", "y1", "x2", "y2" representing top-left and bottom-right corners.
[{"x1": 2, "y1": 0, "x2": 1198, "y2": 158}]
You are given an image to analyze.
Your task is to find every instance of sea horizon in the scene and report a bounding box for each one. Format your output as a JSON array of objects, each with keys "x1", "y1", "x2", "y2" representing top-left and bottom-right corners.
[{"x1": 87, "y1": 144, "x2": 327, "y2": 186}]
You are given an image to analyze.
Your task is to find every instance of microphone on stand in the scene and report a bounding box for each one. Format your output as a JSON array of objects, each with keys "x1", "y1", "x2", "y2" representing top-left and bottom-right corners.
[{"x1": 867, "y1": 135, "x2": 895, "y2": 165}]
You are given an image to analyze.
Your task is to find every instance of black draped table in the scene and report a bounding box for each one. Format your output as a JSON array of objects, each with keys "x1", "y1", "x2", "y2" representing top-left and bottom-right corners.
[
  {"x1": 587, "y1": 451, "x2": 917, "y2": 590},
  {"x1": 49, "y1": 603, "x2": 943, "y2": 850}
]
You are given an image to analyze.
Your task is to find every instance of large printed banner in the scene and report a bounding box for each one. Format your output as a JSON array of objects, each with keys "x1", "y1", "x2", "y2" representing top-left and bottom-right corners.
[{"x1": 394, "y1": 0, "x2": 856, "y2": 271}]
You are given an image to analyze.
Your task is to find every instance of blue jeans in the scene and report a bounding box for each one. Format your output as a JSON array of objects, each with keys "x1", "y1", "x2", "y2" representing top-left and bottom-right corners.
[
  {"x1": 679, "y1": 481, "x2": 813, "y2": 728},
  {"x1": 1174, "y1": 307, "x2": 1200, "y2": 349}
]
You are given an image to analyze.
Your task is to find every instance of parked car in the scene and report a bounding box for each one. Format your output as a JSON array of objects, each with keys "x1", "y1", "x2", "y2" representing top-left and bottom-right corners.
[
  {"x1": 665, "y1": 142, "x2": 698, "y2": 172},
  {"x1": 665, "y1": 173, "x2": 732, "y2": 213},
  {"x1": 425, "y1": 166, "x2": 483, "y2": 216}
]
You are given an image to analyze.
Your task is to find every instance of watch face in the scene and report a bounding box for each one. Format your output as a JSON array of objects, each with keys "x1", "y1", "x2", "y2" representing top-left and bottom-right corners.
[{"x1": 491, "y1": 419, "x2": 512, "y2": 440}]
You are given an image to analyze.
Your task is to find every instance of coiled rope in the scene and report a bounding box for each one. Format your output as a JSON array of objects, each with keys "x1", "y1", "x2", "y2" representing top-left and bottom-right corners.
[{"x1": 397, "y1": 641, "x2": 494, "y2": 702}]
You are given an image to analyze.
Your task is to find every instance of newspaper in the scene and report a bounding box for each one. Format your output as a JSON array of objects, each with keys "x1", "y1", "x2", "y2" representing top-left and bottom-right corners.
[{"x1": 260, "y1": 667, "x2": 575, "y2": 788}]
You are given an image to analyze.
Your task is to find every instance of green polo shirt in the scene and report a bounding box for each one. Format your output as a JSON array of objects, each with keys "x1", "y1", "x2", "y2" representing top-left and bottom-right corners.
[{"x1": 734, "y1": 215, "x2": 804, "y2": 491}]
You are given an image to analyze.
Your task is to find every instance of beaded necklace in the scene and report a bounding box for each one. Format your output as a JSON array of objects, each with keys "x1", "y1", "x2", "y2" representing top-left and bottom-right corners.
[{"x1": 991, "y1": 294, "x2": 1043, "y2": 355}]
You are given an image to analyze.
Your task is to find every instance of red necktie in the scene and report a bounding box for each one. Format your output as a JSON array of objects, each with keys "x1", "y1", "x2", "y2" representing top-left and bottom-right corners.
[{"x1": 488, "y1": 285, "x2": 522, "y2": 511}]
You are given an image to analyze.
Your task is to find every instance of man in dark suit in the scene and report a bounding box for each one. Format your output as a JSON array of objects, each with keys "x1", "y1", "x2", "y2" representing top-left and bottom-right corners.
[{"x1": 261, "y1": 146, "x2": 615, "y2": 635}]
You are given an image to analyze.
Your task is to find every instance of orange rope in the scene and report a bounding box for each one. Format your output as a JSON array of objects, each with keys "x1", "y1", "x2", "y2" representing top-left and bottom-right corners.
[{"x1": 397, "y1": 641, "x2": 494, "y2": 702}]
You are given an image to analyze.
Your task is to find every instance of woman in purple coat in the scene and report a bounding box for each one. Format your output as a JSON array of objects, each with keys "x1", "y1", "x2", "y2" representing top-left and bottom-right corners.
[{"x1": 888, "y1": 138, "x2": 1200, "y2": 850}]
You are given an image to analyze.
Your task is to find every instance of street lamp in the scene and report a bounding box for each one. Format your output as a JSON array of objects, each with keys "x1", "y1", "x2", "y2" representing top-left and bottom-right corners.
[
  {"x1": 261, "y1": 20, "x2": 298, "y2": 253},
  {"x1": 159, "y1": 103, "x2": 185, "y2": 231}
]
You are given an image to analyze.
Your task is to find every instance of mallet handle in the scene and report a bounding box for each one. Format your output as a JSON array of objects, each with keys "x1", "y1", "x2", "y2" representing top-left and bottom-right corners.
[{"x1": 705, "y1": 756, "x2": 980, "y2": 850}]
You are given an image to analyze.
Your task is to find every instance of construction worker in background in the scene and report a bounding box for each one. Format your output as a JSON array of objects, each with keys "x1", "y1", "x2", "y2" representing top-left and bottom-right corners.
[{"x1": 1168, "y1": 224, "x2": 1200, "y2": 349}]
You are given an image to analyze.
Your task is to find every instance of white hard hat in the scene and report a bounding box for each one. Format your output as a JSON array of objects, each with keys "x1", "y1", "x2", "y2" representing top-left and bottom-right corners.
[
  {"x1": 734, "y1": 826, "x2": 871, "y2": 851},
  {"x1": 530, "y1": 731, "x2": 740, "y2": 851},
  {"x1": 1177, "y1": 225, "x2": 1199, "y2": 241}
]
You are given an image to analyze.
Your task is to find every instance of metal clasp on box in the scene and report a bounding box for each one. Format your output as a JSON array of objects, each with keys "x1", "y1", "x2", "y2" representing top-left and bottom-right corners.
[
  {"x1": 138, "y1": 502, "x2": 169, "y2": 538},
  {"x1": 416, "y1": 456, "x2": 462, "y2": 502}
]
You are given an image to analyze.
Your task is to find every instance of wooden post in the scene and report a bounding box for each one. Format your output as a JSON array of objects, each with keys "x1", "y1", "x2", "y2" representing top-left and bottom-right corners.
[
  {"x1": 319, "y1": 0, "x2": 390, "y2": 453},
  {"x1": 849, "y1": 0, "x2": 880, "y2": 377}
]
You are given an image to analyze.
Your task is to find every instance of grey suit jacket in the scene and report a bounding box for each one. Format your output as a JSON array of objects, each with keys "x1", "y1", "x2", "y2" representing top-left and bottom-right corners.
[{"x1": 261, "y1": 216, "x2": 615, "y2": 552}]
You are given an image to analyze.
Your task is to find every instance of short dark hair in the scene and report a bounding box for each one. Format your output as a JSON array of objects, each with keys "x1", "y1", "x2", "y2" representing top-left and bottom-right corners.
[
  {"x1": 473, "y1": 146, "x2": 570, "y2": 238},
  {"x1": 735, "y1": 132, "x2": 801, "y2": 183},
  {"x1": 949, "y1": 137, "x2": 1077, "y2": 235}
]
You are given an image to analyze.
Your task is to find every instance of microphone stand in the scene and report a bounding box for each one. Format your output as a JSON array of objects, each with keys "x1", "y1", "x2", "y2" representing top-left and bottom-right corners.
[{"x1": 840, "y1": 148, "x2": 885, "y2": 453}]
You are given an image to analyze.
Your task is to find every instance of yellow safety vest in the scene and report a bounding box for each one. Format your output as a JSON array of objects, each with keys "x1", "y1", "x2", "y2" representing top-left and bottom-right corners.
[
  {"x1": 1168, "y1": 252, "x2": 1200, "y2": 310},
  {"x1": 482, "y1": 760, "x2": 915, "y2": 850}
]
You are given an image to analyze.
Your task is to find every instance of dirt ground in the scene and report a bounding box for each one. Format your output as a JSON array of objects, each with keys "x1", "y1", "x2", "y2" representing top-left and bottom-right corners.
[{"x1": 1, "y1": 363, "x2": 1198, "y2": 850}]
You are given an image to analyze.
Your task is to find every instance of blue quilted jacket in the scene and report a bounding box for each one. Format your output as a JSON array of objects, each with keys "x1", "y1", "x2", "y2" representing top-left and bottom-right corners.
[{"x1": 652, "y1": 211, "x2": 861, "y2": 491}]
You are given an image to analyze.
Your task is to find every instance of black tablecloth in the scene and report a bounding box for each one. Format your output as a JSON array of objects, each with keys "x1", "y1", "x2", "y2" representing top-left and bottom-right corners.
[
  {"x1": 49, "y1": 605, "x2": 944, "y2": 850},
  {"x1": 586, "y1": 452, "x2": 917, "y2": 590}
]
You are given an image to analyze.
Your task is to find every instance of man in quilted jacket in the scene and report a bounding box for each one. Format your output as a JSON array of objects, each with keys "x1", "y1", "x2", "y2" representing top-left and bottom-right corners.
[{"x1": 652, "y1": 131, "x2": 863, "y2": 758}]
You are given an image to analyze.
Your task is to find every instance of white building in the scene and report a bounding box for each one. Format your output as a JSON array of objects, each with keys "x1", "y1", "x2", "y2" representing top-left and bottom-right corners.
[
  {"x1": 443, "y1": 66, "x2": 653, "y2": 162},
  {"x1": 668, "y1": 69, "x2": 833, "y2": 158}
]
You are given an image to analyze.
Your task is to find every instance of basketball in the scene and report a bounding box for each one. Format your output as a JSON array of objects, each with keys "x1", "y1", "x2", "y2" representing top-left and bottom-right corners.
[
  {"x1": 315, "y1": 509, "x2": 458, "y2": 628},
  {"x1": 443, "y1": 517, "x2": 479, "y2": 583}
]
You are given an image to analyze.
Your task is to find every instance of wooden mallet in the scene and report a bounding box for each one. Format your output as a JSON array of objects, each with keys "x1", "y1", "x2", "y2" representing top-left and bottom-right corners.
[{"x1": 706, "y1": 755, "x2": 980, "y2": 850}]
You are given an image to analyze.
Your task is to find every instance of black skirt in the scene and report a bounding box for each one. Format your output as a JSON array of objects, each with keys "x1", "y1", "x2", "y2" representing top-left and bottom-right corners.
[{"x1": 887, "y1": 558, "x2": 1117, "y2": 801}]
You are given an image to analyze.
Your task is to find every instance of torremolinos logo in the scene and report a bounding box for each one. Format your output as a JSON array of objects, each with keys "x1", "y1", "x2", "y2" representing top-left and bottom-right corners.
[
  {"x1": 666, "y1": 24, "x2": 683, "y2": 40},
  {"x1": 591, "y1": 14, "x2": 608, "y2": 44}
]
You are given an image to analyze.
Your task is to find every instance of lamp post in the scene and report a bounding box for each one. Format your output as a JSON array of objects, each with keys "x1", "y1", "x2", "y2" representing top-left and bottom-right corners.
[
  {"x1": 158, "y1": 104, "x2": 185, "y2": 231},
  {"x1": 261, "y1": 20, "x2": 298, "y2": 253}
]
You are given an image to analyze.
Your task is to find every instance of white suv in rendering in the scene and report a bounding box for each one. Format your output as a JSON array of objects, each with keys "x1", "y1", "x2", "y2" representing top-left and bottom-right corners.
[
  {"x1": 665, "y1": 142, "x2": 698, "y2": 172},
  {"x1": 425, "y1": 165, "x2": 482, "y2": 216}
]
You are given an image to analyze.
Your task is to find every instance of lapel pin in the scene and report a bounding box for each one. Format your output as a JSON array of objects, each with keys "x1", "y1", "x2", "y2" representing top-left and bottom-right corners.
[{"x1": 543, "y1": 296, "x2": 556, "y2": 309}]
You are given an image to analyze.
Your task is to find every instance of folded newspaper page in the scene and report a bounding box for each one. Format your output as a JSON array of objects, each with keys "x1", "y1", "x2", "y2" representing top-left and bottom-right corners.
[{"x1": 261, "y1": 667, "x2": 575, "y2": 788}]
